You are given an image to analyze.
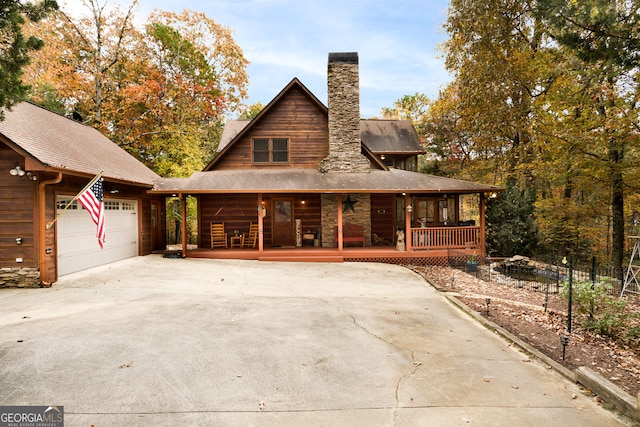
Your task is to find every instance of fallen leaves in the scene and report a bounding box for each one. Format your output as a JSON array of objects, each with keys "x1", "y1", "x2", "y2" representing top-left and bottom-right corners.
[{"x1": 415, "y1": 266, "x2": 640, "y2": 397}]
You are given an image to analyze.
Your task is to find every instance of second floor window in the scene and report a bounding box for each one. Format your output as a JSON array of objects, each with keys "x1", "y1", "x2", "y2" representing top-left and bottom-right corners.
[{"x1": 253, "y1": 138, "x2": 289, "y2": 164}]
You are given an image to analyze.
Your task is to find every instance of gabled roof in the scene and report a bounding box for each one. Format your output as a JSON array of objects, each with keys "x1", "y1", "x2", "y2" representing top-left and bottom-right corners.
[
  {"x1": 361, "y1": 119, "x2": 425, "y2": 155},
  {"x1": 217, "y1": 119, "x2": 250, "y2": 153},
  {"x1": 0, "y1": 102, "x2": 159, "y2": 186},
  {"x1": 205, "y1": 78, "x2": 327, "y2": 170},
  {"x1": 153, "y1": 168, "x2": 502, "y2": 194}
]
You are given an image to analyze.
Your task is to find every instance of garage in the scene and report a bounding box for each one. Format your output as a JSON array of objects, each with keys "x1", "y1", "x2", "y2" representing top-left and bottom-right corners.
[{"x1": 57, "y1": 196, "x2": 139, "y2": 276}]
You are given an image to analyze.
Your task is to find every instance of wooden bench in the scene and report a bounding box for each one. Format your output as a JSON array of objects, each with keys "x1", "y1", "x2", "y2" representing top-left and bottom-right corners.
[{"x1": 334, "y1": 224, "x2": 365, "y2": 247}]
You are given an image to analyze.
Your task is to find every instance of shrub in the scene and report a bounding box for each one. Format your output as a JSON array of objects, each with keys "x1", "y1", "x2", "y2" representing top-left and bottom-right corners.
[{"x1": 561, "y1": 278, "x2": 629, "y2": 337}]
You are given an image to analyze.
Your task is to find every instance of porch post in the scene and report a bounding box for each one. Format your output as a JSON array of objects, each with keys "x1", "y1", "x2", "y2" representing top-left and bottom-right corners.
[
  {"x1": 479, "y1": 193, "x2": 486, "y2": 257},
  {"x1": 405, "y1": 193, "x2": 412, "y2": 252},
  {"x1": 337, "y1": 193, "x2": 343, "y2": 253},
  {"x1": 180, "y1": 193, "x2": 188, "y2": 257},
  {"x1": 258, "y1": 193, "x2": 264, "y2": 254}
]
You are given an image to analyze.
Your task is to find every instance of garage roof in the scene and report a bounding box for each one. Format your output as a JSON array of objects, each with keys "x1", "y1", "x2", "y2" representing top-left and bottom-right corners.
[{"x1": 0, "y1": 102, "x2": 159, "y2": 186}]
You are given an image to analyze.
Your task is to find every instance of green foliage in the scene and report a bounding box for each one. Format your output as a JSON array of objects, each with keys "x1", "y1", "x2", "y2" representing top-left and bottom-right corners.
[
  {"x1": 26, "y1": 81, "x2": 65, "y2": 113},
  {"x1": 165, "y1": 197, "x2": 198, "y2": 245},
  {"x1": 535, "y1": 195, "x2": 594, "y2": 263},
  {"x1": 485, "y1": 182, "x2": 538, "y2": 257},
  {"x1": 561, "y1": 278, "x2": 630, "y2": 337},
  {"x1": 238, "y1": 102, "x2": 264, "y2": 120},
  {"x1": 535, "y1": 0, "x2": 640, "y2": 68},
  {"x1": 0, "y1": 0, "x2": 58, "y2": 118}
]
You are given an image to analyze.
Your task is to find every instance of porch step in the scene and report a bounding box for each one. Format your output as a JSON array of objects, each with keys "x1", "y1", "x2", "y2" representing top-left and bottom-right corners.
[{"x1": 258, "y1": 255, "x2": 344, "y2": 263}]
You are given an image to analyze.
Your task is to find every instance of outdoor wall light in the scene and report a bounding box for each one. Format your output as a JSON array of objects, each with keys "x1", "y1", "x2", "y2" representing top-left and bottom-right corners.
[
  {"x1": 26, "y1": 172, "x2": 37, "y2": 181},
  {"x1": 560, "y1": 336, "x2": 570, "y2": 360},
  {"x1": 301, "y1": 199, "x2": 306, "y2": 205},
  {"x1": 380, "y1": 155, "x2": 386, "y2": 160},
  {"x1": 10, "y1": 165, "x2": 25, "y2": 176},
  {"x1": 406, "y1": 205, "x2": 413, "y2": 213},
  {"x1": 15, "y1": 237, "x2": 22, "y2": 245}
]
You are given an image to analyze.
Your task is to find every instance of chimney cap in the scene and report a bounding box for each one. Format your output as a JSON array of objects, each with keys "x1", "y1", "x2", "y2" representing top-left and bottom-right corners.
[{"x1": 328, "y1": 52, "x2": 358, "y2": 64}]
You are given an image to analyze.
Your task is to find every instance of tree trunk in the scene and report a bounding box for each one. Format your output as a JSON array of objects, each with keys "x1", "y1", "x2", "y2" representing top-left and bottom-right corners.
[{"x1": 609, "y1": 145, "x2": 624, "y2": 272}]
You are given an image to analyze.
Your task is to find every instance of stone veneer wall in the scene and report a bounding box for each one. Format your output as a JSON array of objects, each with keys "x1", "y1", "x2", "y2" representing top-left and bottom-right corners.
[
  {"x1": 321, "y1": 194, "x2": 371, "y2": 247},
  {"x1": 0, "y1": 267, "x2": 40, "y2": 288},
  {"x1": 319, "y1": 53, "x2": 370, "y2": 173}
]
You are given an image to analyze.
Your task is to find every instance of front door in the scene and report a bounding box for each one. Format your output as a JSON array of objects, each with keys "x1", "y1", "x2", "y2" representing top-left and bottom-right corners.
[{"x1": 272, "y1": 198, "x2": 294, "y2": 247}]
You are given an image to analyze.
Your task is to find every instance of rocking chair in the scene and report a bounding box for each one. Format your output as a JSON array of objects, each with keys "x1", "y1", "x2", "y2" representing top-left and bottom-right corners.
[
  {"x1": 210, "y1": 222, "x2": 227, "y2": 249},
  {"x1": 244, "y1": 222, "x2": 259, "y2": 248}
]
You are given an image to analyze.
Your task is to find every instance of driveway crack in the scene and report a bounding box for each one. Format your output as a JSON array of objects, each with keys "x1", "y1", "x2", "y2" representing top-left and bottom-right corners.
[{"x1": 321, "y1": 299, "x2": 421, "y2": 427}]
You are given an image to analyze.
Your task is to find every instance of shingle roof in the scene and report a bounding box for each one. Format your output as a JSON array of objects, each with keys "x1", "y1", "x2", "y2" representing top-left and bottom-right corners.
[
  {"x1": 217, "y1": 118, "x2": 426, "y2": 156},
  {"x1": 217, "y1": 119, "x2": 250, "y2": 153},
  {"x1": 0, "y1": 102, "x2": 159, "y2": 186},
  {"x1": 360, "y1": 119, "x2": 425, "y2": 154},
  {"x1": 153, "y1": 168, "x2": 501, "y2": 194}
]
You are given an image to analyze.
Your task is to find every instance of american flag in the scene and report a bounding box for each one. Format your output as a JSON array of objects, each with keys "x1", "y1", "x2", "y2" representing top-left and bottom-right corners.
[{"x1": 78, "y1": 177, "x2": 106, "y2": 249}]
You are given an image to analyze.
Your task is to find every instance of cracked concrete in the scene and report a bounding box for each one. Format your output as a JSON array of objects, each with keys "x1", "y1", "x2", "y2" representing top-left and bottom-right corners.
[{"x1": 0, "y1": 255, "x2": 630, "y2": 426}]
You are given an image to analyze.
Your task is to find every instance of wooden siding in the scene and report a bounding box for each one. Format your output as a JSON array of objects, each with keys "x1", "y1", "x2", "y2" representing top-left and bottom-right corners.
[
  {"x1": 0, "y1": 145, "x2": 37, "y2": 268},
  {"x1": 371, "y1": 193, "x2": 395, "y2": 244},
  {"x1": 199, "y1": 193, "x2": 322, "y2": 248},
  {"x1": 200, "y1": 194, "x2": 265, "y2": 247},
  {"x1": 212, "y1": 86, "x2": 328, "y2": 170}
]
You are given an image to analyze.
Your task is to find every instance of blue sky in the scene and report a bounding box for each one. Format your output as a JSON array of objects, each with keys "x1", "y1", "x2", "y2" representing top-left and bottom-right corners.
[{"x1": 62, "y1": 0, "x2": 452, "y2": 118}]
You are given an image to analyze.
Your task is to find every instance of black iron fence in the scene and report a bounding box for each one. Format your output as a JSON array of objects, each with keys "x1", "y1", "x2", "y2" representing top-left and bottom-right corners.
[{"x1": 448, "y1": 251, "x2": 625, "y2": 296}]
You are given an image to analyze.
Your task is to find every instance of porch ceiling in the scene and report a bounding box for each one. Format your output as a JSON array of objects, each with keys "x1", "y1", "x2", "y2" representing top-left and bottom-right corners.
[{"x1": 151, "y1": 168, "x2": 502, "y2": 194}]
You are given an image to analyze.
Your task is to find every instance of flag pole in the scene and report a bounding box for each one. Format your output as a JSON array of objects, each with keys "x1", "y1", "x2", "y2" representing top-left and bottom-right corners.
[{"x1": 46, "y1": 170, "x2": 104, "y2": 229}]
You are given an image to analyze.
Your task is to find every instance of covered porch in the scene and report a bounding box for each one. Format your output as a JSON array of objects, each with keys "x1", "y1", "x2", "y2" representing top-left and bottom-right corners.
[
  {"x1": 166, "y1": 192, "x2": 485, "y2": 266},
  {"x1": 152, "y1": 168, "x2": 501, "y2": 266}
]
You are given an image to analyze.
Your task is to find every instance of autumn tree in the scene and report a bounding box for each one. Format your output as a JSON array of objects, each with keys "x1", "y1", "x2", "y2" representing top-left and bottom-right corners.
[
  {"x1": 23, "y1": 3, "x2": 249, "y2": 176},
  {"x1": 534, "y1": 0, "x2": 640, "y2": 269},
  {"x1": 381, "y1": 93, "x2": 430, "y2": 140},
  {"x1": 238, "y1": 102, "x2": 264, "y2": 120},
  {"x1": 439, "y1": 0, "x2": 560, "y2": 186},
  {"x1": 24, "y1": 0, "x2": 138, "y2": 127},
  {"x1": 423, "y1": 0, "x2": 640, "y2": 265},
  {"x1": 0, "y1": 0, "x2": 58, "y2": 118}
]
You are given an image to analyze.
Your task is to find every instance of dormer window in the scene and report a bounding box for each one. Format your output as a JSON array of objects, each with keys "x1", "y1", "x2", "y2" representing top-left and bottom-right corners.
[{"x1": 252, "y1": 138, "x2": 289, "y2": 164}]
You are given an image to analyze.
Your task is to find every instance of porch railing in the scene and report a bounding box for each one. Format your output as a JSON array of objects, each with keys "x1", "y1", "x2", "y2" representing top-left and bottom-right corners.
[{"x1": 410, "y1": 226, "x2": 481, "y2": 250}]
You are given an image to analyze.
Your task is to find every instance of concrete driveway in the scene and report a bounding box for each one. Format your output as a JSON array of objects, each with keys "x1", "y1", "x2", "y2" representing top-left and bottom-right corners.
[{"x1": 0, "y1": 256, "x2": 629, "y2": 426}]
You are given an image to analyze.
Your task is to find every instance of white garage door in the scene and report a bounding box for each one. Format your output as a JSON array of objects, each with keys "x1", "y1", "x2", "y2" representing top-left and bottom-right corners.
[{"x1": 57, "y1": 197, "x2": 139, "y2": 276}]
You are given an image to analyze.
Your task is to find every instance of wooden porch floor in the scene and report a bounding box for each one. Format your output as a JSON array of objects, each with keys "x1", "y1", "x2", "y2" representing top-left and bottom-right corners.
[{"x1": 163, "y1": 246, "x2": 476, "y2": 266}]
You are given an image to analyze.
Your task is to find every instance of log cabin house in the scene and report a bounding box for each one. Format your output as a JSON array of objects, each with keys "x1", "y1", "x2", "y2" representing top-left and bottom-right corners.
[
  {"x1": 0, "y1": 52, "x2": 502, "y2": 287},
  {"x1": 0, "y1": 102, "x2": 166, "y2": 287},
  {"x1": 152, "y1": 52, "x2": 502, "y2": 264}
]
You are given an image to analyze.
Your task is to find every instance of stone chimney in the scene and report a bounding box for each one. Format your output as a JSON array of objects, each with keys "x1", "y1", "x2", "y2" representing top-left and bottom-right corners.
[{"x1": 319, "y1": 52, "x2": 370, "y2": 173}]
